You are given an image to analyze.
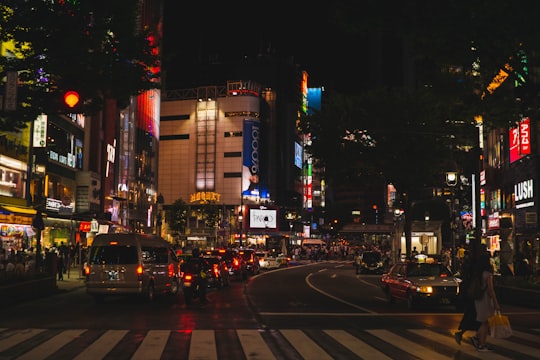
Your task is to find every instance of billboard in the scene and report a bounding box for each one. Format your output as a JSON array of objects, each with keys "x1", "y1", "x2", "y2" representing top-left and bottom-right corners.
[
  {"x1": 509, "y1": 117, "x2": 531, "y2": 163},
  {"x1": 242, "y1": 119, "x2": 260, "y2": 196},
  {"x1": 249, "y1": 208, "x2": 277, "y2": 230},
  {"x1": 294, "y1": 141, "x2": 303, "y2": 169}
]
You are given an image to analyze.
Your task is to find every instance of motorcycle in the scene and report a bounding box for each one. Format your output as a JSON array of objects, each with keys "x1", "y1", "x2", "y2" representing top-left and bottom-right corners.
[{"x1": 181, "y1": 271, "x2": 201, "y2": 305}]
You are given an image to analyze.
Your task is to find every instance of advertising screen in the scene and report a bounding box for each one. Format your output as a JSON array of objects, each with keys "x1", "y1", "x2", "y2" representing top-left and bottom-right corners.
[
  {"x1": 294, "y1": 142, "x2": 303, "y2": 169},
  {"x1": 242, "y1": 119, "x2": 261, "y2": 196}
]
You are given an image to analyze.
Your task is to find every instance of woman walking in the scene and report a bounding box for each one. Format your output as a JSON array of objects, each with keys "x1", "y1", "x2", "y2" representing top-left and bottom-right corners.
[{"x1": 471, "y1": 252, "x2": 500, "y2": 352}]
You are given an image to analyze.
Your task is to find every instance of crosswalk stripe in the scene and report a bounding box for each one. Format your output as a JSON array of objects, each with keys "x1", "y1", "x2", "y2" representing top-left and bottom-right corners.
[
  {"x1": 511, "y1": 329, "x2": 540, "y2": 343},
  {"x1": 367, "y1": 329, "x2": 450, "y2": 360},
  {"x1": 0, "y1": 329, "x2": 46, "y2": 352},
  {"x1": 189, "y1": 330, "x2": 218, "y2": 360},
  {"x1": 323, "y1": 329, "x2": 392, "y2": 359},
  {"x1": 280, "y1": 329, "x2": 333, "y2": 360},
  {"x1": 132, "y1": 330, "x2": 171, "y2": 360},
  {"x1": 1, "y1": 327, "x2": 539, "y2": 359},
  {"x1": 489, "y1": 334, "x2": 540, "y2": 358},
  {"x1": 17, "y1": 329, "x2": 86, "y2": 360},
  {"x1": 409, "y1": 329, "x2": 512, "y2": 360},
  {"x1": 73, "y1": 329, "x2": 129, "y2": 360},
  {"x1": 236, "y1": 329, "x2": 276, "y2": 360}
]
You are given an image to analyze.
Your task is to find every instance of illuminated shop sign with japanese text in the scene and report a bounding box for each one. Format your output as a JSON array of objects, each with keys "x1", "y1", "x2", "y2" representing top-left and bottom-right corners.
[{"x1": 509, "y1": 117, "x2": 531, "y2": 163}]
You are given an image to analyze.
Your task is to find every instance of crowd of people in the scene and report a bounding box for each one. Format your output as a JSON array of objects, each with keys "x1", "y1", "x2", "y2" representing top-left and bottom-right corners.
[{"x1": 0, "y1": 242, "x2": 88, "y2": 280}]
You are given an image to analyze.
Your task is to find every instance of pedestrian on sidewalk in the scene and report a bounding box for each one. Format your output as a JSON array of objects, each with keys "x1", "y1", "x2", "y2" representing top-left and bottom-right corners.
[{"x1": 57, "y1": 254, "x2": 65, "y2": 281}]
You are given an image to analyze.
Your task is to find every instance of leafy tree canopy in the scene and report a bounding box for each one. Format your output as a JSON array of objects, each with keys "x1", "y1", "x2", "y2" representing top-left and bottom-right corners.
[
  {"x1": 302, "y1": 0, "x2": 539, "y2": 202},
  {"x1": 165, "y1": 199, "x2": 188, "y2": 234},
  {"x1": 0, "y1": 0, "x2": 160, "y2": 131}
]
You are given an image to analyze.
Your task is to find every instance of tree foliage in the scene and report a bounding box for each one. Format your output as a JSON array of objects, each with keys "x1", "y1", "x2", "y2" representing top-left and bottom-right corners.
[
  {"x1": 0, "y1": 0, "x2": 160, "y2": 131},
  {"x1": 302, "y1": 0, "x2": 539, "y2": 202},
  {"x1": 165, "y1": 199, "x2": 188, "y2": 234}
]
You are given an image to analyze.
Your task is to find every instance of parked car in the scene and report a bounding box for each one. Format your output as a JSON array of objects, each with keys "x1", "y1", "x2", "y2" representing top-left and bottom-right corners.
[
  {"x1": 202, "y1": 255, "x2": 230, "y2": 289},
  {"x1": 359, "y1": 251, "x2": 384, "y2": 274},
  {"x1": 380, "y1": 260, "x2": 461, "y2": 310}
]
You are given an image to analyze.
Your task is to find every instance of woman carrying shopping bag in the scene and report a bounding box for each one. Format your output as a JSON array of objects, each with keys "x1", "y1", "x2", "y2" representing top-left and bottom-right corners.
[{"x1": 472, "y1": 252, "x2": 501, "y2": 352}]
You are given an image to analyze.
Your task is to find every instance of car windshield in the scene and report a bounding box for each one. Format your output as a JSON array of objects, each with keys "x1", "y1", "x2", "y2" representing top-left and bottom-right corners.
[{"x1": 406, "y1": 263, "x2": 451, "y2": 277}]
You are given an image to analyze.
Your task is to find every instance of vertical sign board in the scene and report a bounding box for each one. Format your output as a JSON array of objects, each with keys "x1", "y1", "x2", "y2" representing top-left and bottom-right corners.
[
  {"x1": 509, "y1": 117, "x2": 531, "y2": 163},
  {"x1": 242, "y1": 119, "x2": 260, "y2": 196}
]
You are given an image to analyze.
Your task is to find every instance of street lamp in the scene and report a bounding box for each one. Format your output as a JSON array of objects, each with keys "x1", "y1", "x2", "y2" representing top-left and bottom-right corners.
[
  {"x1": 446, "y1": 171, "x2": 458, "y2": 272},
  {"x1": 238, "y1": 205, "x2": 243, "y2": 247},
  {"x1": 286, "y1": 212, "x2": 295, "y2": 248}
]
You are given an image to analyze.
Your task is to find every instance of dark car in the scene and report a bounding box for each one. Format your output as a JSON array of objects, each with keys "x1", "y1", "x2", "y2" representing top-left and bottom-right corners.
[
  {"x1": 216, "y1": 249, "x2": 248, "y2": 281},
  {"x1": 202, "y1": 256, "x2": 230, "y2": 289},
  {"x1": 238, "y1": 248, "x2": 260, "y2": 275},
  {"x1": 380, "y1": 260, "x2": 461, "y2": 310},
  {"x1": 359, "y1": 251, "x2": 384, "y2": 274}
]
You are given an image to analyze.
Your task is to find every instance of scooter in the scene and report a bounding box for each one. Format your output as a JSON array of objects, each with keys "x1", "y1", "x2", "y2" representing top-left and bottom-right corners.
[{"x1": 182, "y1": 271, "x2": 201, "y2": 305}]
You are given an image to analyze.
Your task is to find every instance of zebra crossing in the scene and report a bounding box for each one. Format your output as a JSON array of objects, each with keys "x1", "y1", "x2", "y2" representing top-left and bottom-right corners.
[{"x1": 1, "y1": 327, "x2": 539, "y2": 360}]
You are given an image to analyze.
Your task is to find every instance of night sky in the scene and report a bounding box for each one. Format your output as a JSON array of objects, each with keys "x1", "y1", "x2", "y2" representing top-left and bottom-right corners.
[{"x1": 161, "y1": 2, "x2": 365, "y2": 93}]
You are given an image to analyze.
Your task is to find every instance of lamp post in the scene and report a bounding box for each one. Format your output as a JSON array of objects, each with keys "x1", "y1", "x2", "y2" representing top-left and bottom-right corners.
[
  {"x1": 238, "y1": 206, "x2": 243, "y2": 247},
  {"x1": 286, "y1": 212, "x2": 294, "y2": 248},
  {"x1": 446, "y1": 171, "x2": 458, "y2": 272}
]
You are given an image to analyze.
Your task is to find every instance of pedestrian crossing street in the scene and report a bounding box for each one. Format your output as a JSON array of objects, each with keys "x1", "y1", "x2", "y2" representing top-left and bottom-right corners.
[{"x1": 0, "y1": 327, "x2": 539, "y2": 360}]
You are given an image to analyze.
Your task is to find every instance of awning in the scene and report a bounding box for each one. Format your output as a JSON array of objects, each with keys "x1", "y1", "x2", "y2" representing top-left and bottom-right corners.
[{"x1": 0, "y1": 205, "x2": 37, "y2": 215}]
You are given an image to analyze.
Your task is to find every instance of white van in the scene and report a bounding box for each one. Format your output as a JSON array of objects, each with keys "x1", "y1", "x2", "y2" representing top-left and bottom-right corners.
[{"x1": 84, "y1": 233, "x2": 181, "y2": 303}]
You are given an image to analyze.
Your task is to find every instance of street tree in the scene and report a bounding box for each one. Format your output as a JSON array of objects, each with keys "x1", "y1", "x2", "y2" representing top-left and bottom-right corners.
[
  {"x1": 0, "y1": 0, "x2": 160, "y2": 131},
  {"x1": 165, "y1": 199, "x2": 189, "y2": 237}
]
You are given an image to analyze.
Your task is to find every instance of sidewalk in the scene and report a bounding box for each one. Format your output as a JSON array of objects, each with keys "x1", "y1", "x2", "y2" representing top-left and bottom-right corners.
[{"x1": 55, "y1": 269, "x2": 85, "y2": 292}]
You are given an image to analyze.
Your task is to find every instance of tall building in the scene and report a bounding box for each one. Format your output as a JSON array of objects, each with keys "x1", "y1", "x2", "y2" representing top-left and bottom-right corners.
[{"x1": 160, "y1": 80, "x2": 293, "y2": 249}]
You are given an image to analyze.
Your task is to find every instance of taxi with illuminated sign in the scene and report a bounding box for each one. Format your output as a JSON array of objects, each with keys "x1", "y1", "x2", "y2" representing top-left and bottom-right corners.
[{"x1": 380, "y1": 257, "x2": 461, "y2": 310}]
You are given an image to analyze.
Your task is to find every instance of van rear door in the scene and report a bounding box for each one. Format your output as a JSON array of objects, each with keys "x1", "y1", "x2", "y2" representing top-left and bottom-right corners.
[{"x1": 87, "y1": 243, "x2": 140, "y2": 288}]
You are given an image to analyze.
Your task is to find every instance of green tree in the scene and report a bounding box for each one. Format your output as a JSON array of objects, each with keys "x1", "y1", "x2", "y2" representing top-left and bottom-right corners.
[
  {"x1": 165, "y1": 199, "x2": 188, "y2": 235},
  {"x1": 0, "y1": 0, "x2": 160, "y2": 131},
  {"x1": 201, "y1": 202, "x2": 220, "y2": 228}
]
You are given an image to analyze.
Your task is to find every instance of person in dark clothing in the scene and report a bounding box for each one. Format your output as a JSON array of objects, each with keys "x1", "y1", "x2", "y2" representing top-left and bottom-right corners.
[
  {"x1": 182, "y1": 248, "x2": 209, "y2": 304},
  {"x1": 57, "y1": 253, "x2": 65, "y2": 281},
  {"x1": 454, "y1": 250, "x2": 481, "y2": 344}
]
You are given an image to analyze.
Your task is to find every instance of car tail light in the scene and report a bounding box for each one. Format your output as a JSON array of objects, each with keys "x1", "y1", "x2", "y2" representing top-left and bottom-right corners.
[
  {"x1": 168, "y1": 263, "x2": 175, "y2": 277},
  {"x1": 184, "y1": 274, "x2": 193, "y2": 281},
  {"x1": 84, "y1": 264, "x2": 90, "y2": 276},
  {"x1": 213, "y1": 265, "x2": 219, "y2": 277},
  {"x1": 233, "y1": 258, "x2": 239, "y2": 267},
  {"x1": 137, "y1": 265, "x2": 143, "y2": 281}
]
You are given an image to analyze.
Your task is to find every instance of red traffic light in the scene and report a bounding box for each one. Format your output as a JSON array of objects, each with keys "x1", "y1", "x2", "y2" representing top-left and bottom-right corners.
[{"x1": 63, "y1": 91, "x2": 80, "y2": 108}]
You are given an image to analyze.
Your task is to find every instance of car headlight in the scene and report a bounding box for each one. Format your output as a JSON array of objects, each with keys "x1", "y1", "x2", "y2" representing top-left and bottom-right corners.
[{"x1": 414, "y1": 286, "x2": 433, "y2": 294}]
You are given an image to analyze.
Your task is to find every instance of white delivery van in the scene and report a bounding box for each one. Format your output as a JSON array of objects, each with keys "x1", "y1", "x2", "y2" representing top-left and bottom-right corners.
[{"x1": 84, "y1": 233, "x2": 180, "y2": 303}]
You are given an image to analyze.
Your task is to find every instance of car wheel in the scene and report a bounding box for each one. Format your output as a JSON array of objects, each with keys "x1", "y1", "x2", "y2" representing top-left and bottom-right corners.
[
  {"x1": 169, "y1": 278, "x2": 180, "y2": 295},
  {"x1": 407, "y1": 292, "x2": 416, "y2": 310}
]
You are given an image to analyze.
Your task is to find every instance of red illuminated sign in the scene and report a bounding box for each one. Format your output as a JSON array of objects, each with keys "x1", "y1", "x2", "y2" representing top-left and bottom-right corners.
[{"x1": 509, "y1": 117, "x2": 531, "y2": 163}]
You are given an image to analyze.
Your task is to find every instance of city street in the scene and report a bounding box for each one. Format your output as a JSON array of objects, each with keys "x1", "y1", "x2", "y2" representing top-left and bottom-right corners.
[{"x1": 1, "y1": 260, "x2": 539, "y2": 359}]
